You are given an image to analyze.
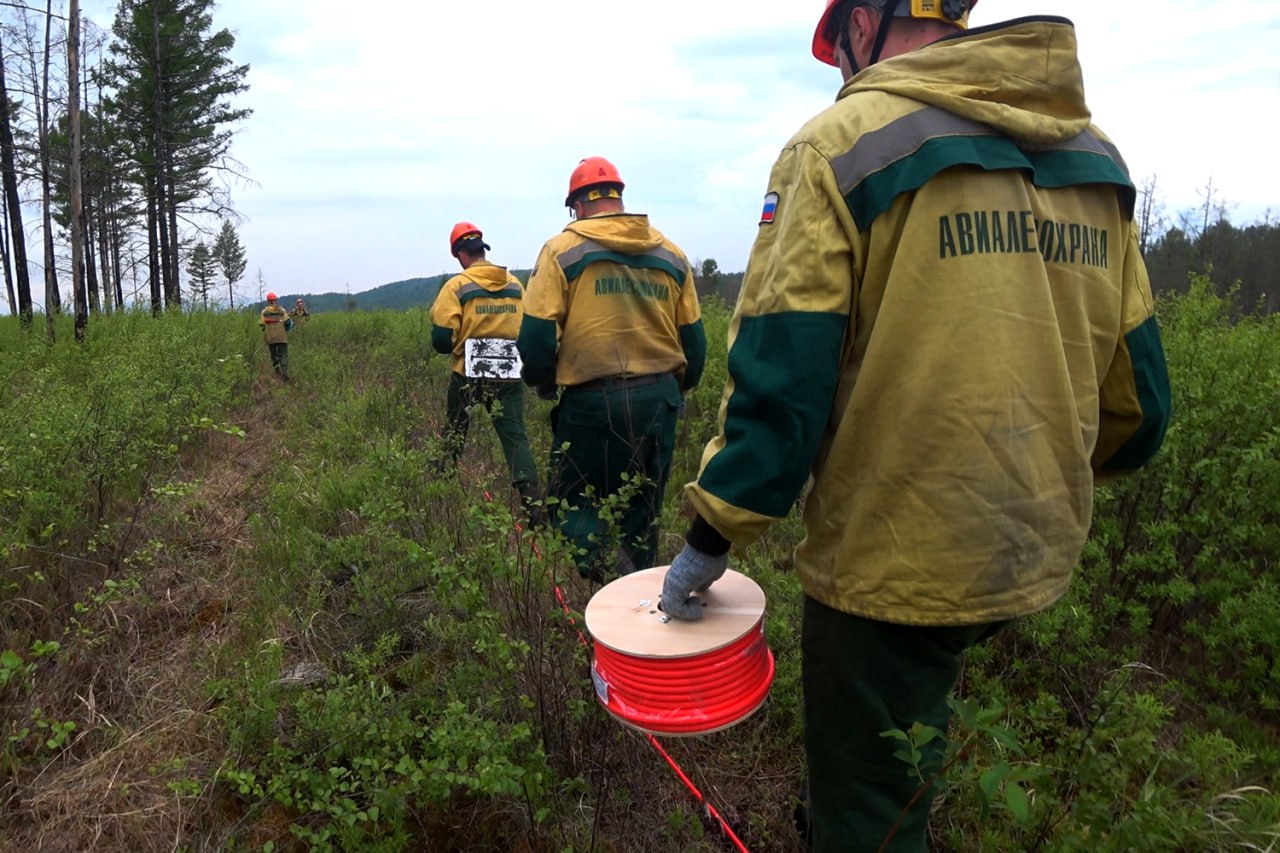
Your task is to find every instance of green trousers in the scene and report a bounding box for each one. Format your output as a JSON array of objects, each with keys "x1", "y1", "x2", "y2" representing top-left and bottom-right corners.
[
  {"x1": 268, "y1": 342, "x2": 289, "y2": 379},
  {"x1": 547, "y1": 373, "x2": 681, "y2": 576},
  {"x1": 802, "y1": 595, "x2": 1005, "y2": 852},
  {"x1": 443, "y1": 373, "x2": 538, "y2": 489}
]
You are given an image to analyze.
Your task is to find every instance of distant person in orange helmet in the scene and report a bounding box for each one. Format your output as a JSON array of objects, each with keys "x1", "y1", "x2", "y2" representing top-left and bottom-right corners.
[
  {"x1": 660, "y1": 1, "x2": 1173, "y2": 850},
  {"x1": 258, "y1": 292, "x2": 293, "y2": 380},
  {"x1": 430, "y1": 222, "x2": 542, "y2": 524},
  {"x1": 517, "y1": 156, "x2": 706, "y2": 579}
]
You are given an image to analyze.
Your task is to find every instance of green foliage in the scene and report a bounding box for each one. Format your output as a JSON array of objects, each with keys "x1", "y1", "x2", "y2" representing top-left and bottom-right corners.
[
  {"x1": 937, "y1": 673, "x2": 1280, "y2": 851},
  {"x1": 0, "y1": 649, "x2": 35, "y2": 691},
  {"x1": 6, "y1": 703, "x2": 79, "y2": 763},
  {"x1": 0, "y1": 309, "x2": 254, "y2": 787},
  {"x1": 4, "y1": 276, "x2": 1278, "y2": 850},
  {"x1": 0, "y1": 310, "x2": 252, "y2": 560},
  {"x1": 1146, "y1": 218, "x2": 1280, "y2": 314},
  {"x1": 669, "y1": 295, "x2": 731, "y2": 492},
  {"x1": 1069, "y1": 277, "x2": 1280, "y2": 714},
  {"x1": 217, "y1": 638, "x2": 552, "y2": 851}
]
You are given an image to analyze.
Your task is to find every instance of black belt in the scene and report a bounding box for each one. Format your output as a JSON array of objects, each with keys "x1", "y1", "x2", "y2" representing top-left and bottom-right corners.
[{"x1": 569, "y1": 372, "x2": 672, "y2": 392}]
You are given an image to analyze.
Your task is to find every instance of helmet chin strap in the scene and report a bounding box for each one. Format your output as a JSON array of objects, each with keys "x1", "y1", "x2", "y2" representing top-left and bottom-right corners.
[
  {"x1": 867, "y1": 0, "x2": 898, "y2": 65},
  {"x1": 841, "y1": 0, "x2": 903, "y2": 74}
]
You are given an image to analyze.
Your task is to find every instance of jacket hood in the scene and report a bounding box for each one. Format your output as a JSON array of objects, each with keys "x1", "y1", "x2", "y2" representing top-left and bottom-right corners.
[
  {"x1": 565, "y1": 213, "x2": 665, "y2": 253},
  {"x1": 461, "y1": 260, "x2": 514, "y2": 290},
  {"x1": 843, "y1": 17, "x2": 1090, "y2": 146}
]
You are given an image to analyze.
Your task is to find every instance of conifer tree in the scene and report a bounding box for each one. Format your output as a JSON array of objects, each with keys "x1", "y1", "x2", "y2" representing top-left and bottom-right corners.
[
  {"x1": 105, "y1": 0, "x2": 249, "y2": 312},
  {"x1": 185, "y1": 239, "x2": 215, "y2": 308},
  {"x1": 212, "y1": 220, "x2": 244, "y2": 308}
]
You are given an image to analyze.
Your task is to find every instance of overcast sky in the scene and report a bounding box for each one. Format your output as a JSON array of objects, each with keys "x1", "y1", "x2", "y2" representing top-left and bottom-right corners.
[{"x1": 79, "y1": 0, "x2": 1280, "y2": 302}]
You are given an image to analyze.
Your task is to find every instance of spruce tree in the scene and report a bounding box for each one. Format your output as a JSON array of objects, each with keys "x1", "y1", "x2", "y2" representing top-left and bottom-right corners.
[
  {"x1": 212, "y1": 220, "x2": 244, "y2": 308},
  {"x1": 185, "y1": 239, "x2": 215, "y2": 308}
]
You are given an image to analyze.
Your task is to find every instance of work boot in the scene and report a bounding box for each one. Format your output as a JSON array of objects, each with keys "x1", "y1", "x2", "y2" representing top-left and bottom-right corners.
[
  {"x1": 794, "y1": 786, "x2": 813, "y2": 847},
  {"x1": 518, "y1": 484, "x2": 547, "y2": 530}
]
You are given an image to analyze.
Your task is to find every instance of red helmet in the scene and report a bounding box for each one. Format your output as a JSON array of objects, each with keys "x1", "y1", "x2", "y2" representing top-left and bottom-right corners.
[
  {"x1": 565, "y1": 156, "x2": 625, "y2": 207},
  {"x1": 449, "y1": 221, "x2": 491, "y2": 257},
  {"x1": 266, "y1": 292, "x2": 278, "y2": 301},
  {"x1": 812, "y1": 0, "x2": 976, "y2": 67}
]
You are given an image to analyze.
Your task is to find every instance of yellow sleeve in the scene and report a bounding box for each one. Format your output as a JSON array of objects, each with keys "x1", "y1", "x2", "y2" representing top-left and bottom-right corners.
[
  {"x1": 430, "y1": 280, "x2": 462, "y2": 330},
  {"x1": 523, "y1": 244, "x2": 568, "y2": 325},
  {"x1": 687, "y1": 141, "x2": 856, "y2": 544}
]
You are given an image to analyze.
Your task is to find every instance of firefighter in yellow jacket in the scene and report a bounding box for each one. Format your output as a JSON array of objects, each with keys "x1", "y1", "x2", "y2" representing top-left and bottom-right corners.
[
  {"x1": 431, "y1": 223, "x2": 540, "y2": 518},
  {"x1": 259, "y1": 292, "x2": 293, "y2": 380},
  {"x1": 660, "y1": 3, "x2": 1172, "y2": 850},
  {"x1": 518, "y1": 157, "x2": 706, "y2": 578}
]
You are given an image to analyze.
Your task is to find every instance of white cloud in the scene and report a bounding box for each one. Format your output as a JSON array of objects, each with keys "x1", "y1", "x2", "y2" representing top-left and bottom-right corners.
[{"x1": 69, "y1": 0, "x2": 1280, "y2": 301}]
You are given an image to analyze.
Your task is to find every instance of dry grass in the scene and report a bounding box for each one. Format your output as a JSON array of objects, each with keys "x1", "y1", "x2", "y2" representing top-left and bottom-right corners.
[{"x1": 2, "y1": 383, "x2": 284, "y2": 852}]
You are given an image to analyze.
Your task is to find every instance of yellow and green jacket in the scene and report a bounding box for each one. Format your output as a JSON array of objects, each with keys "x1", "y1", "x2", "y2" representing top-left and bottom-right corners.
[
  {"x1": 259, "y1": 304, "x2": 290, "y2": 344},
  {"x1": 518, "y1": 213, "x2": 706, "y2": 391},
  {"x1": 430, "y1": 261, "x2": 525, "y2": 376},
  {"x1": 686, "y1": 17, "x2": 1172, "y2": 627}
]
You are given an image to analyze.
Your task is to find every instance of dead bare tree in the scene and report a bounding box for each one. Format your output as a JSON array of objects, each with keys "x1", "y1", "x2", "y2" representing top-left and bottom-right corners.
[
  {"x1": 1135, "y1": 173, "x2": 1166, "y2": 255},
  {"x1": 39, "y1": 0, "x2": 60, "y2": 338},
  {"x1": 0, "y1": 32, "x2": 32, "y2": 326},
  {"x1": 68, "y1": 0, "x2": 83, "y2": 339}
]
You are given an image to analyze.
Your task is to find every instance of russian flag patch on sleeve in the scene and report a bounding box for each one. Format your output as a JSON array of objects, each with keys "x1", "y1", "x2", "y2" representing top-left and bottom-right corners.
[{"x1": 760, "y1": 191, "x2": 779, "y2": 224}]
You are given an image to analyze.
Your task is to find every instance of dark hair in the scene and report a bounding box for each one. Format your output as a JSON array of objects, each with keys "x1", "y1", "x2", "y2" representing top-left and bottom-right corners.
[
  {"x1": 825, "y1": 0, "x2": 859, "y2": 61},
  {"x1": 454, "y1": 235, "x2": 490, "y2": 256}
]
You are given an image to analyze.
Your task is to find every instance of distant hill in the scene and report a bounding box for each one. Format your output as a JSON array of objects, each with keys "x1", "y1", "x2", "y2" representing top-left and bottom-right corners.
[{"x1": 250, "y1": 270, "x2": 533, "y2": 314}]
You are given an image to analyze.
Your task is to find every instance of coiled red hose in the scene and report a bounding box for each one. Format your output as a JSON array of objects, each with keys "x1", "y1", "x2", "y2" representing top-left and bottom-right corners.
[{"x1": 592, "y1": 618, "x2": 775, "y2": 736}]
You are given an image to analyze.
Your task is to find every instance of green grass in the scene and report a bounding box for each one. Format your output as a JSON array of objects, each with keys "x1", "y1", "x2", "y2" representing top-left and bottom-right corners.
[{"x1": 0, "y1": 284, "x2": 1277, "y2": 851}]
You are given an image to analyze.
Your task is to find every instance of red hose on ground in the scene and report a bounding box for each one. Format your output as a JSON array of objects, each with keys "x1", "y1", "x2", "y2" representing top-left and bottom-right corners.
[{"x1": 471, "y1": 471, "x2": 751, "y2": 851}]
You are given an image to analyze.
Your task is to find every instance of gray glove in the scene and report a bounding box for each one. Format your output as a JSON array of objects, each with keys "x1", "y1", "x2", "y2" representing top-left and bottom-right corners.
[{"x1": 661, "y1": 543, "x2": 729, "y2": 621}]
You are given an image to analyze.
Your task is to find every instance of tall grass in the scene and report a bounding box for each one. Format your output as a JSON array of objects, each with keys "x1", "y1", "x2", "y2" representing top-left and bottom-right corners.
[
  {"x1": 1, "y1": 283, "x2": 1277, "y2": 851},
  {"x1": 0, "y1": 309, "x2": 254, "y2": 645}
]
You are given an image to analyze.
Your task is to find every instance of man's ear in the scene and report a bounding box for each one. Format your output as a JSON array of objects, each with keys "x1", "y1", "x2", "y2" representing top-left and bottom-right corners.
[{"x1": 849, "y1": 5, "x2": 878, "y2": 58}]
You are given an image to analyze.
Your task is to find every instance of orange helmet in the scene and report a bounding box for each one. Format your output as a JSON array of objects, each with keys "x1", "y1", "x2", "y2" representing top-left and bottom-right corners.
[
  {"x1": 565, "y1": 156, "x2": 625, "y2": 207},
  {"x1": 266, "y1": 292, "x2": 278, "y2": 301},
  {"x1": 812, "y1": 0, "x2": 975, "y2": 67},
  {"x1": 449, "y1": 221, "x2": 491, "y2": 257}
]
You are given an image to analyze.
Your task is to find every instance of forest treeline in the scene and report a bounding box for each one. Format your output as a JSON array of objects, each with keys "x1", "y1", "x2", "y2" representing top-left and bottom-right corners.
[
  {"x1": 290, "y1": 212, "x2": 1280, "y2": 315},
  {"x1": 691, "y1": 215, "x2": 1280, "y2": 313},
  {"x1": 0, "y1": 0, "x2": 250, "y2": 336},
  {"x1": 1144, "y1": 218, "x2": 1279, "y2": 312}
]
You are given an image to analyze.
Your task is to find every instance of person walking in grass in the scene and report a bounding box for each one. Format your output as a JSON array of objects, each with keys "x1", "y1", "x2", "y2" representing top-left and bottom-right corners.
[
  {"x1": 259, "y1": 292, "x2": 293, "y2": 381},
  {"x1": 431, "y1": 222, "x2": 542, "y2": 524},
  {"x1": 658, "y1": 2, "x2": 1173, "y2": 850},
  {"x1": 517, "y1": 156, "x2": 706, "y2": 580},
  {"x1": 291, "y1": 298, "x2": 310, "y2": 323}
]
